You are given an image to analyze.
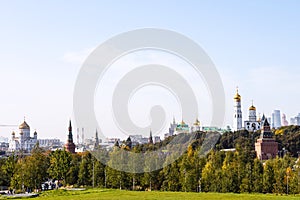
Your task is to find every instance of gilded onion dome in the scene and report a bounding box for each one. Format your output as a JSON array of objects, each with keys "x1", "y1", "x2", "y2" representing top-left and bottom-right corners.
[
  {"x1": 249, "y1": 100, "x2": 256, "y2": 111},
  {"x1": 249, "y1": 105, "x2": 256, "y2": 111},
  {"x1": 19, "y1": 120, "x2": 30, "y2": 130},
  {"x1": 234, "y1": 88, "x2": 241, "y2": 102},
  {"x1": 180, "y1": 120, "x2": 185, "y2": 125},
  {"x1": 193, "y1": 118, "x2": 200, "y2": 126}
]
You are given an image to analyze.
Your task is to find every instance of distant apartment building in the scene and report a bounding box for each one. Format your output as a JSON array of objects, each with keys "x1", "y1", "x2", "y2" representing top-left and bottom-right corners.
[
  {"x1": 282, "y1": 113, "x2": 289, "y2": 126},
  {"x1": 0, "y1": 136, "x2": 8, "y2": 143},
  {"x1": 129, "y1": 134, "x2": 148, "y2": 145},
  {"x1": 38, "y1": 139, "x2": 61, "y2": 148},
  {"x1": 0, "y1": 142, "x2": 9, "y2": 151},
  {"x1": 153, "y1": 136, "x2": 161, "y2": 144},
  {"x1": 290, "y1": 113, "x2": 300, "y2": 125}
]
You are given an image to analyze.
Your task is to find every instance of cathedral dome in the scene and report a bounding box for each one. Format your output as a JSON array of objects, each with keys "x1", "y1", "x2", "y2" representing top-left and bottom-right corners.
[
  {"x1": 19, "y1": 121, "x2": 30, "y2": 130},
  {"x1": 234, "y1": 91, "x2": 241, "y2": 101},
  {"x1": 193, "y1": 118, "x2": 200, "y2": 126},
  {"x1": 249, "y1": 105, "x2": 256, "y2": 111}
]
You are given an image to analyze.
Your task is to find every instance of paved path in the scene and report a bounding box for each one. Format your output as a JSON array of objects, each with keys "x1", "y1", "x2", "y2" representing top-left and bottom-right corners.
[
  {"x1": 65, "y1": 188, "x2": 86, "y2": 191},
  {"x1": 4, "y1": 193, "x2": 39, "y2": 198}
]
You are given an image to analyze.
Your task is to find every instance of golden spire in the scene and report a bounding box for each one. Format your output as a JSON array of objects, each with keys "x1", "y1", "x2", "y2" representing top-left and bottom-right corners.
[
  {"x1": 234, "y1": 86, "x2": 241, "y2": 102},
  {"x1": 193, "y1": 118, "x2": 200, "y2": 126},
  {"x1": 181, "y1": 115, "x2": 185, "y2": 125},
  {"x1": 249, "y1": 100, "x2": 256, "y2": 111}
]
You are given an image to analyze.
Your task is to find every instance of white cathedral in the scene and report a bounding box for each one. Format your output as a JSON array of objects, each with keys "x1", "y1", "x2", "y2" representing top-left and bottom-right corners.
[
  {"x1": 8, "y1": 119, "x2": 38, "y2": 152},
  {"x1": 233, "y1": 88, "x2": 262, "y2": 132}
]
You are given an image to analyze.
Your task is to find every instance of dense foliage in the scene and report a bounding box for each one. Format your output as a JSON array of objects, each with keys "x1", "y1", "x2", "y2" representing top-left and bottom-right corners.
[{"x1": 0, "y1": 125, "x2": 300, "y2": 194}]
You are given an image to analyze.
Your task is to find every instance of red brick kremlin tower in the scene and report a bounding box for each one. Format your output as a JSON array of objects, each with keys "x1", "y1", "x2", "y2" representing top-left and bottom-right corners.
[
  {"x1": 65, "y1": 120, "x2": 76, "y2": 154},
  {"x1": 255, "y1": 118, "x2": 278, "y2": 160}
]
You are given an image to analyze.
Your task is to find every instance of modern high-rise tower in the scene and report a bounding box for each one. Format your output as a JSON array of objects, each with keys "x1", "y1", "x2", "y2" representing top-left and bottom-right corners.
[
  {"x1": 272, "y1": 110, "x2": 282, "y2": 129},
  {"x1": 233, "y1": 88, "x2": 243, "y2": 131}
]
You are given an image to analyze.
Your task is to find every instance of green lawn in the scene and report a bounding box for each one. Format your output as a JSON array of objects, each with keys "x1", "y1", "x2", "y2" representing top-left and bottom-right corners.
[{"x1": 2, "y1": 189, "x2": 300, "y2": 200}]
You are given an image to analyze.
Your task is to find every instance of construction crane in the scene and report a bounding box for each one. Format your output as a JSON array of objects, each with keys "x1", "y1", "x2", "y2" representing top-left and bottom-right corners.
[
  {"x1": 0, "y1": 125, "x2": 18, "y2": 127},
  {"x1": 0, "y1": 125, "x2": 18, "y2": 132}
]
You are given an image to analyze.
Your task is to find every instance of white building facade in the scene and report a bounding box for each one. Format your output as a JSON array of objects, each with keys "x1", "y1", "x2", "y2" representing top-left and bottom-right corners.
[
  {"x1": 233, "y1": 89, "x2": 243, "y2": 131},
  {"x1": 9, "y1": 120, "x2": 38, "y2": 152},
  {"x1": 244, "y1": 103, "x2": 261, "y2": 132}
]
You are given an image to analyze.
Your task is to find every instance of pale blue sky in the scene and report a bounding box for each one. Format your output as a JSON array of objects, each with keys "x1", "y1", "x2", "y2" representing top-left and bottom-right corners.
[{"x1": 0, "y1": 1, "x2": 300, "y2": 140}]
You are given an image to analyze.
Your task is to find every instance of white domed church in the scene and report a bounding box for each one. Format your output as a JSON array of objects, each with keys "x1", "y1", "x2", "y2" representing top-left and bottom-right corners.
[{"x1": 8, "y1": 119, "x2": 38, "y2": 152}]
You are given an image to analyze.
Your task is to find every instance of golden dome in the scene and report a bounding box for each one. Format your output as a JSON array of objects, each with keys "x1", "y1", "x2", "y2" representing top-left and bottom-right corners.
[
  {"x1": 180, "y1": 120, "x2": 185, "y2": 125},
  {"x1": 19, "y1": 121, "x2": 30, "y2": 130},
  {"x1": 249, "y1": 105, "x2": 256, "y2": 111},
  {"x1": 193, "y1": 118, "x2": 200, "y2": 126},
  {"x1": 234, "y1": 88, "x2": 241, "y2": 101}
]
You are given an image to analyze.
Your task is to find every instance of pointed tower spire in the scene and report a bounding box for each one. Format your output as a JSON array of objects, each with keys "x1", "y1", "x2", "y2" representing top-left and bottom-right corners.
[
  {"x1": 68, "y1": 120, "x2": 73, "y2": 143},
  {"x1": 261, "y1": 113, "x2": 266, "y2": 122},
  {"x1": 65, "y1": 120, "x2": 76, "y2": 154},
  {"x1": 149, "y1": 129, "x2": 153, "y2": 144},
  {"x1": 94, "y1": 129, "x2": 99, "y2": 149},
  {"x1": 81, "y1": 127, "x2": 85, "y2": 145},
  {"x1": 114, "y1": 139, "x2": 120, "y2": 147},
  {"x1": 68, "y1": 119, "x2": 72, "y2": 132}
]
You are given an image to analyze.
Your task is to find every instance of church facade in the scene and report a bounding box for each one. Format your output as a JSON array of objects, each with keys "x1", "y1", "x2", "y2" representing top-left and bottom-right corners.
[
  {"x1": 233, "y1": 88, "x2": 262, "y2": 132},
  {"x1": 8, "y1": 119, "x2": 38, "y2": 152},
  {"x1": 243, "y1": 103, "x2": 261, "y2": 132}
]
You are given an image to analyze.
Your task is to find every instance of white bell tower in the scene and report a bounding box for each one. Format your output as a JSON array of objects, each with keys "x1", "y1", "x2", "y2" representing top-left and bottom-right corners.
[
  {"x1": 233, "y1": 87, "x2": 243, "y2": 131},
  {"x1": 249, "y1": 101, "x2": 257, "y2": 122}
]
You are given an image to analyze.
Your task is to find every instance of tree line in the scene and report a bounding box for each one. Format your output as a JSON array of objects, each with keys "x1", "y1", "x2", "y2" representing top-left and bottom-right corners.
[{"x1": 0, "y1": 126, "x2": 300, "y2": 194}]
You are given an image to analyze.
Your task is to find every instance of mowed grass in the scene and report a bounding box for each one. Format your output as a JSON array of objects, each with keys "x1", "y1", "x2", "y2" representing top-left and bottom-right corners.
[{"x1": 2, "y1": 189, "x2": 300, "y2": 200}]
